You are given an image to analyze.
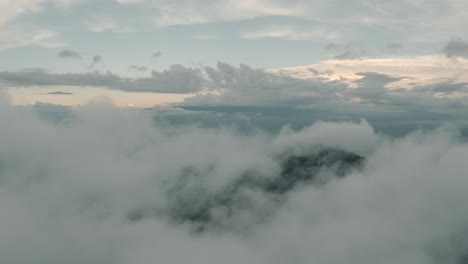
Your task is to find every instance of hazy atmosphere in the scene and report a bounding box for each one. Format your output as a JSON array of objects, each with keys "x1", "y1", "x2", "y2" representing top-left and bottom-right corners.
[{"x1": 1, "y1": 1, "x2": 468, "y2": 263}]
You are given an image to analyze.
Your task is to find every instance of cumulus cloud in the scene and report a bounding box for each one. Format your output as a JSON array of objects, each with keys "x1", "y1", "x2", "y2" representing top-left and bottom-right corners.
[
  {"x1": 181, "y1": 61, "x2": 342, "y2": 107},
  {"x1": 2, "y1": 61, "x2": 468, "y2": 114},
  {"x1": 57, "y1": 49, "x2": 82, "y2": 59},
  {"x1": 2, "y1": 94, "x2": 468, "y2": 263},
  {"x1": 187, "y1": 62, "x2": 468, "y2": 113}
]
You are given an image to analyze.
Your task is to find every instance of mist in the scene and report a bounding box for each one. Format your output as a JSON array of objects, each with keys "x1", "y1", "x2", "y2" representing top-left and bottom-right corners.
[{"x1": 1, "y1": 90, "x2": 468, "y2": 264}]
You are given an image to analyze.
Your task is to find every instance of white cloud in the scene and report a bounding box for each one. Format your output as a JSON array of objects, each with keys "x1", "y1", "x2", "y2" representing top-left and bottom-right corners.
[
  {"x1": 86, "y1": 16, "x2": 116, "y2": 33},
  {"x1": 0, "y1": 27, "x2": 65, "y2": 49},
  {"x1": 241, "y1": 26, "x2": 336, "y2": 41},
  {"x1": 108, "y1": 0, "x2": 468, "y2": 43},
  {"x1": 0, "y1": 0, "x2": 45, "y2": 25},
  {"x1": 1, "y1": 95, "x2": 468, "y2": 263},
  {"x1": 148, "y1": 0, "x2": 302, "y2": 27},
  {"x1": 0, "y1": 0, "x2": 466, "y2": 56},
  {"x1": 272, "y1": 55, "x2": 468, "y2": 90}
]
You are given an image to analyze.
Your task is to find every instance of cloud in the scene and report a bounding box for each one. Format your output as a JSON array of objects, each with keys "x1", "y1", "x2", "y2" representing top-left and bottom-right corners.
[
  {"x1": 152, "y1": 51, "x2": 162, "y2": 59},
  {"x1": 0, "y1": 0, "x2": 45, "y2": 26},
  {"x1": 124, "y1": 0, "x2": 302, "y2": 27},
  {"x1": 354, "y1": 72, "x2": 405, "y2": 87},
  {"x1": 2, "y1": 95, "x2": 468, "y2": 263},
  {"x1": 0, "y1": 65, "x2": 205, "y2": 93},
  {"x1": 333, "y1": 50, "x2": 361, "y2": 60},
  {"x1": 57, "y1": 49, "x2": 82, "y2": 59},
  {"x1": 87, "y1": 16, "x2": 116, "y2": 32},
  {"x1": 443, "y1": 39, "x2": 468, "y2": 59},
  {"x1": 93, "y1": 0, "x2": 465, "y2": 54},
  {"x1": 342, "y1": 72, "x2": 407, "y2": 103},
  {"x1": 240, "y1": 26, "x2": 333, "y2": 41},
  {"x1": 325, "y1": 42, "x2": 340, "y2": 50},
  {"x1": 89, "y1": 55, "x2": 102, "y2": 69},
  {"x1": 275, "y1": 55, "x2": 468, "y2": 90},
  {"x1": 2, "y1": 0, "x2": 467, "y2": 56},
  {"x1": 386, "y1": 42, "x2": 403, "y2": 51},
  {"x1": 3, "y1": 61, "x2": 468, "y2": 114},
  {"x1": 45, "y1": 91, "x2": 74, "y2": 95},
  {"x1": 177, "y1": 61, "x2": 468, "y2": 125},
  {"x1": 181, "y1": 61, "x2": 343, "y2": 107},
  {"x1": 333, "y1": 48, "x2": 365, "y2": 60},
  {"x1": 323, "y1": 43, "x2": 364, "y2": 60},
  {"x1": 129, "y1": 65, "x2": 148, "y2": 72},
  {"x1": 0, "y1": 27, "x2": 65, "y2": 49}
]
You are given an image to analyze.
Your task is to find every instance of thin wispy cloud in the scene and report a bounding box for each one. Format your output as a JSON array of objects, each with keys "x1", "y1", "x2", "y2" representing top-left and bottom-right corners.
[{"x1": 45, "y1": 91, "x2": 74, "y2": 95}]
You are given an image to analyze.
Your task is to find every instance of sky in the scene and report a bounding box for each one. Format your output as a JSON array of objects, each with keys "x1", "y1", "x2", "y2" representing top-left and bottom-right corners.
[{"x1": 1, "y1": 0, "x2": 468, "y2": 107}]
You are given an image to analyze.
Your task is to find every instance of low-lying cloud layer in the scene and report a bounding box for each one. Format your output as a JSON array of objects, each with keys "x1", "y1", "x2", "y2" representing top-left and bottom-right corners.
[{"x1": 1, "y1": 91, "x2": 468, "y2": 263}]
